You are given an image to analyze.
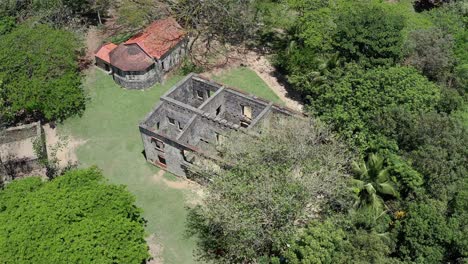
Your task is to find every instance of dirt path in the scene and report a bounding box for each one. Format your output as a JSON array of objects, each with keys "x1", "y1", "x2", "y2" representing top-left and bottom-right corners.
[
  {"x1": 43, "y1": 125, "x2": 86, "y2": 169},
  {"x1": 244, "y1": 52, "x2": 303, "y2": 112}
]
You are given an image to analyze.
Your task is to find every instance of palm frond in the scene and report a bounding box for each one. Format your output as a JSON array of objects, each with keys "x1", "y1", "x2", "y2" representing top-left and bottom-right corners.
[{"x1": 378, "y1": 182, "x2": 399, "y2": 198}]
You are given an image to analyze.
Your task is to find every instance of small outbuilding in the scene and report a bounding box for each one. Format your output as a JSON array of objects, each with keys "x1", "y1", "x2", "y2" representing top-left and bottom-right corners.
[{"x1": 95, "y1": 17, "x2": 188, "y2": 89}]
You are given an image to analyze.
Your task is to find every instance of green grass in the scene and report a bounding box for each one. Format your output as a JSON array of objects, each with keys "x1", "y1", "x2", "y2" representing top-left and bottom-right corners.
[
  {"x1": 58, "y1": 67, "x2": 280, "y2": 263},
  {"x1": 212, "y1": 67, "x2": 283, "y2": 104}
]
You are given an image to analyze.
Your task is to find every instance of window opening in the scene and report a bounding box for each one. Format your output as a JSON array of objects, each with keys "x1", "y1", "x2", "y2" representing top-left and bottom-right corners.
[
  {"x1": 240, "y1": 120, "x2": 250, "y2": 128},
  {"x1": 151, "y1": 138, "x2": 164, "y2": 151},
  {"x1": 216, "y1": 133, "x2": 225, "y2": 144},
  {"x1": 196, "y1": 90, "x2": 204, "y2": 99},
  {"x1": 181, "y1": 150, "x2": 192, "y2": 163},
  {"x1": 157, "y1": 155, "x2": 167, "y2": 166},
  {"x1": 242, "y1": 105, "x2": 252, "y2": 120},
  {"x1": 168, "y1": 117, "x2": 175, "y2": 125}
]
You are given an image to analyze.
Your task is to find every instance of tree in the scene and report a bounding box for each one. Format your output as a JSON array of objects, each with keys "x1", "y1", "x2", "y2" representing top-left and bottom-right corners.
[
  {"x1": 278, "y1": 218, "x2": 399, "y2": 264},
  {"x1": 0, "y1": 167, "x2": 149, "y2": 263},
  {"x1": 405, "y1": 28, "x2": 455, "y2": 83},
  {"x1": 186, "y1": 117, "x2": 351, "y2": 263},
  {"x1": 116, "y1": 0, "x2": 164, "y2": 29},
  {"x1": 395, "y1": 199, "x2": 451, "y2": 263},
  {"x1": 0, "y1": 23, "x2": 85, "y2": 124},
  {"x1": 377, "y1": 110, "x2": 467, "y2": 201},
  {"x1": 0, "y1": 0, "x2": 109, "y2": 27},
  {"x1": 351, "y1": 153, "x2": 399, "y2": 219},
  {"x1": 279, "y1": 219, "x2": 349, "y2": 264},
  {"x1": 332, "y1": 3, "x2": 405, "y2": 67},
  {"x1": 0, "y1": 16, "x2": 15, "y2": 35},
  {"x1": 447, "y1": 178, "x2": 468, "y2": 261},
  {"x1": 307, "y1": 65, "x2": 441, "y2": 151}
]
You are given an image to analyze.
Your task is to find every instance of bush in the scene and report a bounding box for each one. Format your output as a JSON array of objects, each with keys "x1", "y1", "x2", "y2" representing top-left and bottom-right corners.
[{"x1": 179, "y1": 58, "x2": 204, "y2": 75}]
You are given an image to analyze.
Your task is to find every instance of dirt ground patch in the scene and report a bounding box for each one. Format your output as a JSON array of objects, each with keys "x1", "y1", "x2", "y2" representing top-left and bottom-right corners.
[
  {"x1": 152, "y1": 170, "x2": 197, "y2": 190},
  {"x1": 146, "y1": 234, "x2": 164, "y2": 264},
  {"x1": 152, "y1": 170, "x2": 205, "y2": 205},
  {"x1": 43, "y1": 124, "x2": 86, "y2": 169}
]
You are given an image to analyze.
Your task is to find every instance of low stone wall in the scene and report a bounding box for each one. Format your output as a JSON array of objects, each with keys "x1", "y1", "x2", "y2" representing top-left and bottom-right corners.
[
  {"x1": 113, "y1": 69, "x2": 161, "y2": 90},
  {"x1": 0, "y1": 122, "x2": 39, "y2": 144},
  {"x1": 0, "y1": 122, "x2": 46, "y2": 182}
]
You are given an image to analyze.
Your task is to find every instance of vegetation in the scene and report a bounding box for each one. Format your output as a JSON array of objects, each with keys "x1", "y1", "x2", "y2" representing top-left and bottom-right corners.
[
  {"x1": 0, "y1": 167, "x2": 148, "y2": 263},
  {"x1": 187, "y1": 117, "x2": 351, "y2": 263},
  {"x1": 1, "y1": 0, "x2": 466, "y2": 263},
  {"x1": 0, "y1": 0, "x2": 109, "y2": 27},
  {"x1": 185, "y1": 0, "x2": 467, "y2": 263},
  {"x1": 0, "y1": 23, "x2": 84, "y2": 124}
]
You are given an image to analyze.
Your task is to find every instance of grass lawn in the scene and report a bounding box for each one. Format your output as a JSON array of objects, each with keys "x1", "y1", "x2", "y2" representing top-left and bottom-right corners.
[
  {"x1": 212, "y1": 67, "x2": 283, "y2": 104},
  {"x1": 58, "y1": 67, "x2": 280, "y2": 264}
]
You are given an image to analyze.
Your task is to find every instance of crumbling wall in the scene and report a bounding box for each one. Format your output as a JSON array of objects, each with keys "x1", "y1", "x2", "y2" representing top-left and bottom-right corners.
[
  {"x1": 167, "y1": 75, "x2": 221, "y2": 108},
  {"x1": 0, "y1": 122, "x2": 46, "y2": 182},
  {"x1": 139, "y1": 74, "x2": 298, "y2": 178},
  {"x1": 222, "y1": 90, "x2": 268, "y2": 125}
]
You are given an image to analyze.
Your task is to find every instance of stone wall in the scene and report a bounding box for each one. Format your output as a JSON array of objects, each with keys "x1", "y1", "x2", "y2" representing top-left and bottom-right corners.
[
  {"x1": 139, "y1": 74, "x2": 298, "y2": 178},
  {"x1": 0, "y1": 122, "x2": 46, "y2": 182},
  {"x1": 166, "y1": 75, "x2": 221, "y2": 108},
  {"x1": 113, "y1": 66, "x2": 161, "y2": 90},
  {"x1": 157, "y1": 38, "x2": 188, "y2": 73}
]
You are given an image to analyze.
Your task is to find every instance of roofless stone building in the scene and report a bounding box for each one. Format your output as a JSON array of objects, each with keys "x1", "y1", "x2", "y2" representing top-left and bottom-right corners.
[
  {"x1": 139, "y1": 73, "x2": 301, "y2": 178},
  {"x1": 95, "y1": 18, "x2": 188, "y2": 89}
]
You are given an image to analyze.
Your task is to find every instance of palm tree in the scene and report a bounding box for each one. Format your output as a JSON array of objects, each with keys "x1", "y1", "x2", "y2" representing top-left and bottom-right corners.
[{"x1": 351, "y1": 153, "x2": 399, "y2": 218}]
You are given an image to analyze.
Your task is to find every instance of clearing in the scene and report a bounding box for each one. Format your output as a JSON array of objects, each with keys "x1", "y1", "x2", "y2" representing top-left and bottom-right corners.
[{"x1": 57, "y1": 66, "x2": 282, "y2": 263}]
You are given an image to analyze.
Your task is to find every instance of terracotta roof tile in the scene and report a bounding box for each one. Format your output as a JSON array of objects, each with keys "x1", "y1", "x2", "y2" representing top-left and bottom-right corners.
[
  {"x1": 125, "y1": 17, "x2": 186, "y2": 59},
  {"x1": 95, "y1": 43, "x2": 118, "y2": 64}
]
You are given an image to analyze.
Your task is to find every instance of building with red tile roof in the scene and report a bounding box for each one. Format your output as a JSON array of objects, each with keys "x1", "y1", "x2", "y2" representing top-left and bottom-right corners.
[
  {"x1": 125, "y1": 17, "x2": 186, "y2": 60},
  {"x1": 95, "y1": 43, "x2": 117, "y2": 71},
  {"x1": 94, "y1": 17, "x2": 188, "y2": 90}
]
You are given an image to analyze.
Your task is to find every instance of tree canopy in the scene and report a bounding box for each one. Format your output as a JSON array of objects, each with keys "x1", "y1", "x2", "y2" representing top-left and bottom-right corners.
[
  {"x1": 186, "y1": 117, "x2": 351, "y2": 263},
  {"x1": 307, "y1": 65, "x2": 441, "y2": 151},
  {"x1": 0, "y1": 23, "x2": 85, "y2": 123},
  {"x1": 0, "y1": 167, "x2": 149, "y2": 263}
]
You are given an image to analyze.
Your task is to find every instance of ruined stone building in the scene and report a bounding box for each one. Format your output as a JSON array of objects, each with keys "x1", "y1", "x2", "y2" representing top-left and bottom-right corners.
[
  {"x1": 95, "y1": 17, "x2": 188, "y2": 89},
  {"x1": 139, "y1": 73, "x2": 299, "y2": 177},
  {"x1": 0, "y1": 122, "x2": 47, "y2": 182}
]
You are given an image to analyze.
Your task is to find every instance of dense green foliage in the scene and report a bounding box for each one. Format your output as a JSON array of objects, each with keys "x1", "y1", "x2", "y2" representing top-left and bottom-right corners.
[
  {"x1": 279, "y1": 218, "x2": 398, "y2": 264},
  {"x1": 308, "y1": 65, "x2": 440, "y2": 150},
  {"x1": 263, "y1": 1, "x2": 468, "y2": 263},
  {"x1": 187, "y1": 117, "x2": 351, "y2": 263},
  {"x1": 332, "y1": 3, "x2": 405, "y2": 67},
  {"x1": 0, "y1": 23, "x2": 85, "y2": 123},
  {"x1": 0, "y1": 0, "x2": 109, "y2": 27},
  {"x1": 0, "y1": 167, "x2": 148, "y2": 263},
  {"x1": 180, "y1": 0, "x2": 468, "y2": 263}
]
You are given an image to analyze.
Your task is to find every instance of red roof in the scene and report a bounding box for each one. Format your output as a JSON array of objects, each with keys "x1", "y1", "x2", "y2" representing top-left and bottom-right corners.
[
  {"x1": 109, "y1": 44, "x2": 154, "y2": 72},
  {"x1": 95, "y1": 43, "x2": 118, "y2": 64},
  {"x1": 125, "y1": 17, "x2": 186, "y2": 59}
]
